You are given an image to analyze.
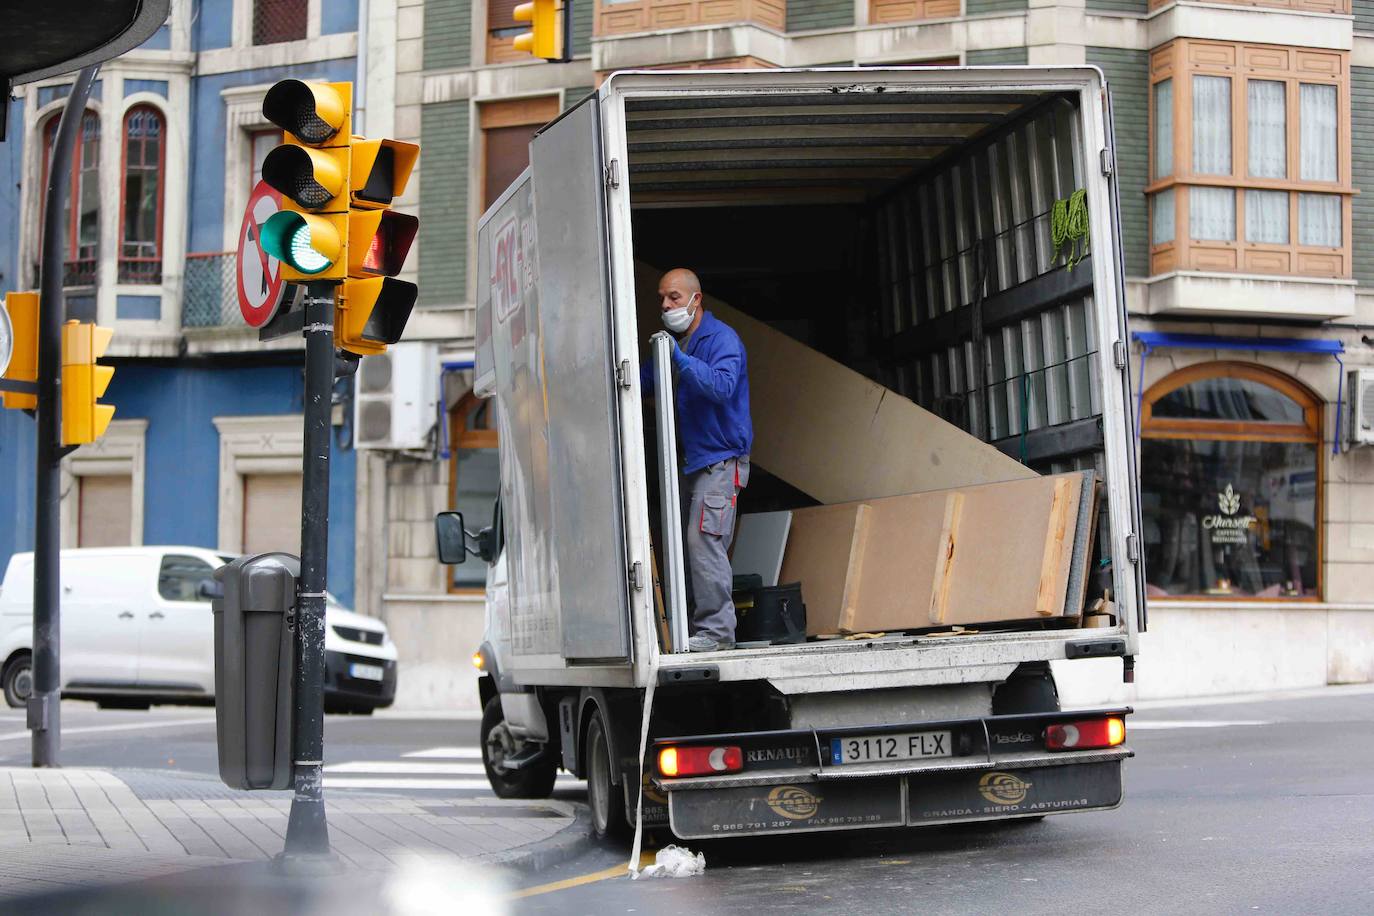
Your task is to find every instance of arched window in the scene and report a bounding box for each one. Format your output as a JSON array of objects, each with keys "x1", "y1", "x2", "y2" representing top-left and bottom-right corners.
[
  {"x1": 1140, "y1": 362, "x2": 1322, "y2": 600},
  {"x1": 120, "y1": 105, "x2": 164, "y2": 283},
  {"x1": 41, "y1": 109, "x2": 101, "y2": 286},
  {"x1": 448, "y1": 393, "x2": 500, "y2": 592}
]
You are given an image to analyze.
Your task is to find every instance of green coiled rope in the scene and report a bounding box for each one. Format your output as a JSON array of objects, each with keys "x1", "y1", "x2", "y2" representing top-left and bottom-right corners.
[{"x1": 1051, "y1": 188, "x2": 1090, "y2": 271}]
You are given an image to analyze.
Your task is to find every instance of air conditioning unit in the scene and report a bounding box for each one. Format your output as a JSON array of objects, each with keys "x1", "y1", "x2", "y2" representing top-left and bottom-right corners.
[
  {"x1": 354, "y1": 341, "x2": 438, "y2": 450},
  {"x1": 1349, "y1": 368, "x2": 1374, "y2": 447}
]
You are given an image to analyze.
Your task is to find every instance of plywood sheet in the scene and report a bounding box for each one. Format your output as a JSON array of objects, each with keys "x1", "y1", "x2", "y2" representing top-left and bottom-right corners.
[
  {"x1": 777, "y1": 502, "x2": 870, "y2": 636},
  {"x1": 730, "y1": 511, "x2": 793, "y2": 587},
  {"x1": 634, "y1": 264, "x2": 1034, "y2": 504}
]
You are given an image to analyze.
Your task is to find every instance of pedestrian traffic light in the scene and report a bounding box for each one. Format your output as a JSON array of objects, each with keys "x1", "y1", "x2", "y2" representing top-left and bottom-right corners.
[
  {"x1": 60, "y1": 320, "x2": 115, "y2": 445},
  {"x1": 512, "y1": 0, "x2": 572, "y2": 63},
  {"x1": 2, "y1": 291, "x2": 38, "y2": 410},
  {"x1": 259, "y1": 80, "x2": 353, "y2": 281}
]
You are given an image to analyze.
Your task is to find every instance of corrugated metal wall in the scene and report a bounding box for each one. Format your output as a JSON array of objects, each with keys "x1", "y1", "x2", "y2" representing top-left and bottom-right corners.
[
  {"x1": 424, "y1": 0, "x2": 473, "y2": 70},
  {"x1": 1354, "y1": 67, "x2": 1374, "y2": 287},
  {"x1": 419, "y1": 101, "x2": 471, "y2": 304},
  {"x1": 1356, "y1": 0, "x2": 1374, "y2": 32},
  {"x1": 966, "y1": 0, "x2": 1029, "y2": 15},
  {"x1": 966, "y1": 48, "x2": 1029, "y2": 65},
  {"x1": 1087, "y1": 46, "x2": 1149, "y2": 279},
  {"x1": 1085, "y1": 0, "x2": 1147, "y2": 14},
  {"x1": 786, "y1": 0, "x2": 855, "y2": 31}
]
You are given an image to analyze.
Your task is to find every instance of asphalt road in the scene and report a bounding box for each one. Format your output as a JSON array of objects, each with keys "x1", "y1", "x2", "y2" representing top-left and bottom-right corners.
[{"x1": 515, "y1": 687, "x2": 1374, "y2": 916}]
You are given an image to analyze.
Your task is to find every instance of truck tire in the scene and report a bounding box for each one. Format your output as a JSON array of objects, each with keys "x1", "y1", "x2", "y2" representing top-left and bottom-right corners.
[
  {"x1": 2, "y1": 653, "x2": 32, "y2": 709},
  {"x1": 481, "y1": 696, "x2": 557, "y2": 799},
  {"x1": 585, "y1": 710, "x2": 629, "y2": 841}
]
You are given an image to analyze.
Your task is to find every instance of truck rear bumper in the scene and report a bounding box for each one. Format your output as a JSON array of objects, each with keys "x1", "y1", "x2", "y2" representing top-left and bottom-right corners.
[{"x1": 666, "y1": 752, "x2": 1129, "y2": 840}]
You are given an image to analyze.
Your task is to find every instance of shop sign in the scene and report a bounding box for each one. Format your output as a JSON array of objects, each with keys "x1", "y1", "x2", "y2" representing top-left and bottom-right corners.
[{"x1": 1202, "y1": 483, "x2": 1258, "y2": 545}]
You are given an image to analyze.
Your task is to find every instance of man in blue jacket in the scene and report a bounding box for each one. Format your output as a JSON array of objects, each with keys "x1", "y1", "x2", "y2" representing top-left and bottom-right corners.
[{"x1": 656, "y1": 268, "x2": 752, "y2": 652}]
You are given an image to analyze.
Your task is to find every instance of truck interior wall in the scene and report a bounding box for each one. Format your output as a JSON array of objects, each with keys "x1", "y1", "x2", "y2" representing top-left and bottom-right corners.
[{"x1": 627, "y1": 92, "x2": 1114, "y2": 596}]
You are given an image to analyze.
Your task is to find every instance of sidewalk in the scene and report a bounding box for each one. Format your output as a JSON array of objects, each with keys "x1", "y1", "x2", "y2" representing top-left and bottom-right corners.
[{"x1": 0, "y1": 765, "x2": 587, "y2": 902}]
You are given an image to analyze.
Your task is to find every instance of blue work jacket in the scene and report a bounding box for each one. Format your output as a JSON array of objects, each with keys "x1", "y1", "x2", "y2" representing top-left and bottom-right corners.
[{"x1": 645, "y1": 311, "x2": 753, "y2": 475}]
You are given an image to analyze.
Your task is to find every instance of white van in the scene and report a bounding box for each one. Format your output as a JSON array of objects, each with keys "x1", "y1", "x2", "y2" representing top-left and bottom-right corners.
[{"x1": 0, "y1": 547, "x2": 397, "y2": 714}]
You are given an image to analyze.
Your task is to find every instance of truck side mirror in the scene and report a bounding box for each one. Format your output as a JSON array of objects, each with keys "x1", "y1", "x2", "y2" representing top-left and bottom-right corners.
[
  {"x1": 435, "y1": 511, "x2": 467, "y2": 565},
  {"x1": 197, "y1": 578, "x2": 224, "y2": 601},
  {"x1": 477, "y1": 526, "x2": 498, "y2": 564}
]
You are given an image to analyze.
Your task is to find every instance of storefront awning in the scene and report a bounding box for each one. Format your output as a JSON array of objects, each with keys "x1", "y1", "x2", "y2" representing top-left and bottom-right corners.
[{"x1": 1131, "y1": 331, "x2": 1345, "y2": 455}]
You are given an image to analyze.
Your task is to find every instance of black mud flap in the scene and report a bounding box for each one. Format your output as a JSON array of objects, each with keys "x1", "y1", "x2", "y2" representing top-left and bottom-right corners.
[
  {"x1": 669, "y1": 779, "x2": 904, "y2": 839},
  {"x1": 907, "y1": 760, "x2": 1124, "y2": 824}
]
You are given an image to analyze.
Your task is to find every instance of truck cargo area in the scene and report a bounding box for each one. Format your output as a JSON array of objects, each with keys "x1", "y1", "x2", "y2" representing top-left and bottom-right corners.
[{"x1": 620, "y1": 73, "x2": 1138, "y2": 656}]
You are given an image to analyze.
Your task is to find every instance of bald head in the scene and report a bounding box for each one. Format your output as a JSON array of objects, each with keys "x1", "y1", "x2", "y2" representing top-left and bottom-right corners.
[
  {"x1": 659, "y1": 268, "x2": 701, "y2": 297},
  {"x1": 657, "y1": 268, "x2": 705, "y2": 336}
]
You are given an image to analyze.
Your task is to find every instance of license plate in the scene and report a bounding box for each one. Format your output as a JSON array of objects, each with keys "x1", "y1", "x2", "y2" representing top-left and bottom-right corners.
[
  {"x1": 830, "y1": 730, "x2": 953, "y2": 765},
  {"x1": 349, "y1": 663, "x2": 385, "y2": 681}
]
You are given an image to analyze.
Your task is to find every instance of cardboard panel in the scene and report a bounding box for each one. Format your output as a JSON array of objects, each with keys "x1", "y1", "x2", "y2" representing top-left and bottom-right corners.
[
  {"x1": 777, "y1": 502, "x2": 870, "y2": 636},
  {"x1": 730, "y1": 511, "x2": 793, "y2": 587},
  {"x1": 634, "y1": 265, "x2": 1034, "y2": 503}
]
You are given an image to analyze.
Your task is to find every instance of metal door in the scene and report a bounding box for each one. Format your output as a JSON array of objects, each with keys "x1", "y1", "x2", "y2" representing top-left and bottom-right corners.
[{"x1": 529, "y1": 96, "x2": 631, "y2": 661}]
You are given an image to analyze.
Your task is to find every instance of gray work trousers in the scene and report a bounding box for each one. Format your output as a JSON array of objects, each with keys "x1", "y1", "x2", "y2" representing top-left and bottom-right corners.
[{"x1": 684, "y1": 456, "x2": 750, "y2": 641}]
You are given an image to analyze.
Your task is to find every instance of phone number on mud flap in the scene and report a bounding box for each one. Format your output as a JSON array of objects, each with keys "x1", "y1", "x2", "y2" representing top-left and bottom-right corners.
[{"x1": 711, "y1": 814, "x2": 887, "y2": 833}]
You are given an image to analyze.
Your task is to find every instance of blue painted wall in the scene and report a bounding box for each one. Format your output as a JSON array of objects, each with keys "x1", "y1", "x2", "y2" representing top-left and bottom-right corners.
[
  {"x1": 0, "y1": 364, "x2": 357, "y2": 607},
  {"x1": 143, "y1": 23, "x2": 173, "y2": 50},
  {"x1": 1, "y1": 97, "x2": 23, "y2": 292},
  {"x1": 196, "y1": 0, "x2": 234, "y2": 50},
  {"x1": 188, "y1": 57, "x2": 356, "y2": 252},
  {"x1": 322, "y1": 0, "x2": 360, "y2": 34}
]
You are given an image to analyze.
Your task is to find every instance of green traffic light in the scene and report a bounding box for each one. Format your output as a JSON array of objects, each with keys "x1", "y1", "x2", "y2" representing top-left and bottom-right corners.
[{"x1": 260, "y1": 211, "x2": 339, "y2": 275}]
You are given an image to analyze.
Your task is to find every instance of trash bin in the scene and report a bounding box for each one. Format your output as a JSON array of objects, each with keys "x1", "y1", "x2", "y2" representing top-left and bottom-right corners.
[{"x1": 213, "y1": 552, "x2": 298, "y2": 790}]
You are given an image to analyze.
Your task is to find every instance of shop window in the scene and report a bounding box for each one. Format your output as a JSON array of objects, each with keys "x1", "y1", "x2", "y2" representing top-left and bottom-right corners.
[
  {"x1": 1148, "y1": 40, "x2": 1351, "y2": 279},
  {"x1": 119, "y1": 105, "x2": 164, "y2": 284},
  {"x1": 253, "y1": 0, "x2": 307, "y2": 45},
  {"x1": 41, "y1": 109, "x2": 100, "y2": 287},
  {"x1": 1140, "y1": 363, "x2": 1321, "y2": 600},
  {"x1": 479, "y1": 96, "x2": 560, "y2": 211},
  {"x1": 448, "y1": 393, "x2": 500, "y2": 591}
]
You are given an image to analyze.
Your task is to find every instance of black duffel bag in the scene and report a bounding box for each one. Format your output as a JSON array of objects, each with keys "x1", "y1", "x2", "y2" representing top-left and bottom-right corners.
[{"x1": 734, "y1": 581, "x2": 806, "y2": 646}]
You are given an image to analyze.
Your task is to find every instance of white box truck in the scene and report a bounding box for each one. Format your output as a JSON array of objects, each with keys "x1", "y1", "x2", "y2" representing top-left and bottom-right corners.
[{"x1": 440, "y1": 66, "x2": 1144, "y2": 842}]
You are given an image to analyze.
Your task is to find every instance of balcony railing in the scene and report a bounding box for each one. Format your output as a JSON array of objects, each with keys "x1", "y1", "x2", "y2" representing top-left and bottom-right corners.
[{"x1": 183, "y1": 252, "x2": 247, "y2": 329}]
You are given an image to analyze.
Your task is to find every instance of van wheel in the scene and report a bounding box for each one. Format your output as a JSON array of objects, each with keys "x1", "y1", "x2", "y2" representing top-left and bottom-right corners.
[
  {"x1": 585, "y1": 710, "x2": 628, "y2": 841},
  {"x1": 3, "y1": 653, "x2": 32, "y2": 709},
  {"x1": 481, "y1": 696, "x2": 556, "y2": 799}
]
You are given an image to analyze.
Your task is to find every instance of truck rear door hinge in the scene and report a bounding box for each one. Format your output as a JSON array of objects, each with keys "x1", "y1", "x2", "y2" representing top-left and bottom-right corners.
[
  {"x1": 604, "y1": 158, "x2": 620, "y2": 190},
  {"x1": 1100, "y1": 148, "x2": 1113, "y2": 177},
  {"x1": 629, "y1": 560, "x2": 644, "y2": 591},
  {"x1": 615, "y1": 359, "x2": 631, "y2": 389},
  {"x1": 1126, "y1": 534, "x2": 1140, "y2": 563},
  {"x1": 1113, "y1": 340, "x2": 1127, "y2": 369}
]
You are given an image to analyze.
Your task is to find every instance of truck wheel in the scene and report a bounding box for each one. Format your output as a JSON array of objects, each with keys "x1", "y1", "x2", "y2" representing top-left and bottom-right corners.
[
  {"x1": 585, "y1": 710, "x2": 628, "y2": 841},
  {"x1": 481, "y1": 696, "x2": 557, "y2": 799},
  {"x1": 2, "y1": 653, "x2": 32, "y2": 709}
]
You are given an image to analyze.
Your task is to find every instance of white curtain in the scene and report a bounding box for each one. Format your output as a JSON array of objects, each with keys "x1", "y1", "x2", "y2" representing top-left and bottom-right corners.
[
  {"x1": 1193, "y1": 75, "x2": 1232, "y2": 175},
  {"x1": 1300, "y1": 83, "x2": 1338, "y2": 182},
  {"x1": 1154, "y1": 79, "x2": 1173, "y2": 178},
  {"x1": 1299, "y1": 193, "x2": 1341, "y2": 247},
  {"x1": 1247, "y1": 80, "x2": 1286, "y2": 179},
  {"x1": 1191, "y1": 187, "x2": 1236, "y2": 241},
  {"x1": 1152, "y1": 188, "x2": 1176, "y2": 245},
  {"x1": 1245, "y1": 190, "x2": 1288, "y2": 244}
]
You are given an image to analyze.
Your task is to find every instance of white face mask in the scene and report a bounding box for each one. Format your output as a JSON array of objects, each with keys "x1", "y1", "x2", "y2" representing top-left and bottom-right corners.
[{"x1": 662, "y1": 294, "x2": 697, "y2": 334}]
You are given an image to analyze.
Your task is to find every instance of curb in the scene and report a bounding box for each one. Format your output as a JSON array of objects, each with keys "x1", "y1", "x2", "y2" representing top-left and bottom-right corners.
[{"x1": 479, "y1": 802, "x2": 595, "y2": 872}]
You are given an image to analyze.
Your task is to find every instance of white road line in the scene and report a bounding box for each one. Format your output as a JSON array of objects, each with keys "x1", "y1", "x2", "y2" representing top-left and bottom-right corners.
[
  {"x1": 402, "y1": 747, "x2": 483, "y2": 759},
  {"x1": 325, "y1": 761, "x2": 488, "y2": 775},
  {"x1": 0, "y1": 716, "x2": 215, "y2": 742},
  {"x1": 325, "y1": 775, "x2": 582, "y2": 791},
  {"x1": 1129, "y1": 720, "x2": 1271, "y2": 729}
]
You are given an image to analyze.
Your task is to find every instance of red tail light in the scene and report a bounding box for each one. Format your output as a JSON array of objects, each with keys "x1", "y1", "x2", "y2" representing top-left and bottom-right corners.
[
  {"x1": 1045, "y1": 717, "x2": 1126, "y2": 751},
  {"x1": 657, "y1": 745, "x2": 743, "y2": 777}
]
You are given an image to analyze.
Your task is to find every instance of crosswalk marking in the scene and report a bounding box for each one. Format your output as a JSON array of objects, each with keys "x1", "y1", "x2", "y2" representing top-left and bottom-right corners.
[
  {"x1": 326, "y1": 761, "x2": 487, "y2": 775},
  {"x1": 326, "y1": 777, "x2": 500, "y2": 791},
  {"x1": 401, "y1": 746, "x2": 484, "y2": 759}
]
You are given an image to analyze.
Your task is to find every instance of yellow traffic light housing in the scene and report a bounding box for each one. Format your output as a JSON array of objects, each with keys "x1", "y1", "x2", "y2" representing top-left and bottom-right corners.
[
  {"x1": 336, "y1": 278, "x2": 418, "y2": 357},
  {"x1": 512, "y1": 0, "x2": 570, "y2": 62},
  {"x1": 61, "y1": 320, "x2": 115, "y2": 446},
  {"x1": 2, "y1": 291, "x2": 39, "y2": 410},
  {"x1": 351, "y1": 139, "x2": 419, "y2": 209},
  {"x1": 262, "y1": 80, "x2": 350, "y2": 146}
]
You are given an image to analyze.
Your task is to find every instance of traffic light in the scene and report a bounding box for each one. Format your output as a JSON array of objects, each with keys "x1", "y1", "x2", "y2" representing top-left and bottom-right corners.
[
  {"x1": 259, "y1": 80, "x2": 353, "y2": 281},
  {"x1": 2, "y1": 291, "x2": 38, "y2": 410},
  {"x1": 61, "y1": 320, "x2": 115, "y2": 445},
  {"x1": 512, "y1": 0, "x2": 572, "y2": 63}
]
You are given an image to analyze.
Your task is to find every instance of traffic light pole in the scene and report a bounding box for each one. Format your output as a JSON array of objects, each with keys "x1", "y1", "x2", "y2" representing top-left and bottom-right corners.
[
  {"x1": 31, "y1": 65, "x2": 99, "y2": 768},
  {"x1": 279, "y1": 285, "x2": 339, "y2": 871}
]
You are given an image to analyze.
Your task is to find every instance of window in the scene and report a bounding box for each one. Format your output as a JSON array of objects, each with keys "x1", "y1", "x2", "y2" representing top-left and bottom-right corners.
[
  {"x1": 479, "y1": 97, "x2": 560, "y2": 210},
  {"x1": 487, "y1": 0, "x2": 528, "y2": 64},
  {"x1": 1148, "y1": 40, "x2": 1351, "y2": 279},
  {"x1": 119, "y1": 105, "x2": 164, "y2": 284},
  {"x1": 41, "y1": 109, "x2": 100, "y2": 287},
  {"x1": 253, "y1": 0, "x2": 307, "y2": 44},
  {"x1": 449, "y1": 393, "x2": 500, "y2": 591},
  {"x1": 77, "y1": 475, "x2": 133, "y2": 547},
  {"x1": 249, "y1": 128, "x2": 280, "y2": 193},
  {"x1": 158, "y1": 555, "x2": 216, "y2": 602},
  {"x1": 1140, "y1": 363, "x2": 1321, "y2": 600}
]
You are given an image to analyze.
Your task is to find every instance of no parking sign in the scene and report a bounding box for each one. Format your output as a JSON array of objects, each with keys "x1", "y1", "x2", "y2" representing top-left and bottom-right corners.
[{"x1": 235, "y1": 181, "x2": 289, "y2": 328}]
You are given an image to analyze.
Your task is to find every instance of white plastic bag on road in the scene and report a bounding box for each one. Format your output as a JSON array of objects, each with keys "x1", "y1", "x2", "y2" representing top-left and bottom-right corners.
[{"x1": 637, "y1": 845, "x2": 706, "y2": 879}]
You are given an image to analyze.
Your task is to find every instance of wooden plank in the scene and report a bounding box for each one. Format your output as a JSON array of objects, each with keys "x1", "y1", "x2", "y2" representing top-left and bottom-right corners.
[
  {"x1": 1033, "y1": 478, "x2": 1074, "y2": 617},
  {"x1": 926, "y1": 493, "x2": 964, "y2": 626},
  {"x1": 650, "y1": 546, "x2": 671, "y2": 653},
  {"x1": 634, "y1": 264, "x2": 1035, "y2": 504},
  {"x1": 835, "y1": 504, "x2": 872, "y2": 634}
]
